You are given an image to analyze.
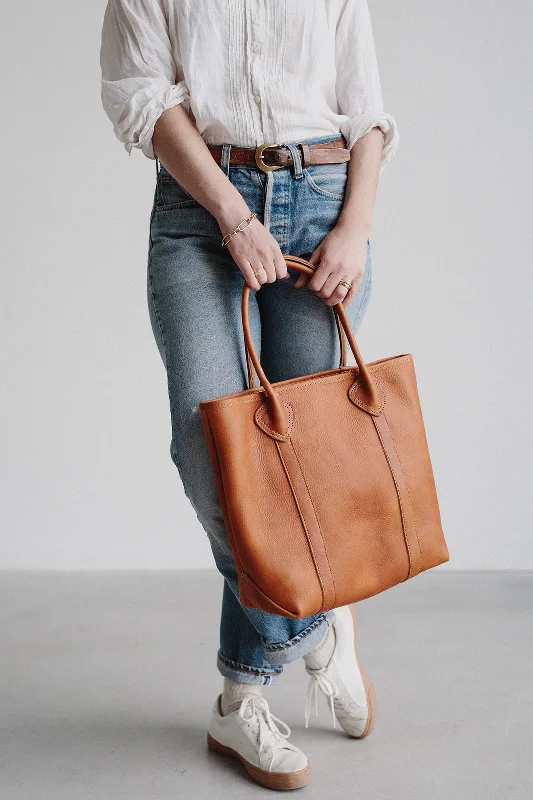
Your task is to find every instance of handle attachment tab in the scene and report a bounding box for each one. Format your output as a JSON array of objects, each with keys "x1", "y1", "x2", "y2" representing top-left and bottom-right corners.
[{"x1": 242, "y1": 254, "x2": 382, "y2": 436}]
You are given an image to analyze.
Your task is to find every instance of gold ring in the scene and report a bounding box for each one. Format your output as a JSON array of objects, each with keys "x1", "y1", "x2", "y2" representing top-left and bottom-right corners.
[
  {"x1": 338, "y1": 280, "x2": 352, "y2": 290},
  {"x1": 253, "y1": 266, "x2": 266, "y2": 277}
]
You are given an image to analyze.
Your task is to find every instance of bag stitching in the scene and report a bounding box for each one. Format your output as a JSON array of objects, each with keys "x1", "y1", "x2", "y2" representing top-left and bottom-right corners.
[
  {"x1": 372, "y1": 416, "x2": 413, "y2": 577},
  {"x1": 239, "y1": 571, "x2": 297, "y2": 618},
  {"x1": 348, "y1": 376, "x2": 385, "y2": 415},
  {"x1": 206, "y1": 373, "x2": 353, "y2": 409},
  {"x1": 275, "y1": 441, "x2": 327, "y2": 613},
  {"x1": 202, "y1": 358, "x2": 413, "y2": 409},
  {"x1": 382, "y1": 413, "x2": 422, "y2": 570},
  {"x1": 255, "y1": 402, "x2": 294, "y2": 440},
  {"x1": 290, "y1": 439, "x2": 337, "y2": 608}
]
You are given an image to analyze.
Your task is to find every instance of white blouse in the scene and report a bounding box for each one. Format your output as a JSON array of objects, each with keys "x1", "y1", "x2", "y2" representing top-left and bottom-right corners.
[{"x1": 100, "y1": 0, "x2": 399, "y2": 170}]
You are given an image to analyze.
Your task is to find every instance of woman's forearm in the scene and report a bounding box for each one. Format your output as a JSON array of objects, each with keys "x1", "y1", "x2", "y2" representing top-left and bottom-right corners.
[
  {"x1": 336, "y1": 127, "x2": 384, "y2": 238},
  {"x1": 152, "y1": 105, "x2": 250, "y2": 233},
  {"x1": 152, "y1": 104, "x2": 288, "y2": 289},
  {"x1": 153, "y1": 108, "x2": 383, "y2": 241},
  {"x1": 152, "y1": 109, "x2": 384, "y2": 304},
  {"x1": 294, "y1": 128, "x2": 384, "y2": 305}
]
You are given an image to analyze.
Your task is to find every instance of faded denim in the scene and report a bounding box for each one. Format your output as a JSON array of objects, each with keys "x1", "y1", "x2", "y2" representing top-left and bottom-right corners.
[{"x1": 146, "y1": 134, "x2": 372, "y2": 684}]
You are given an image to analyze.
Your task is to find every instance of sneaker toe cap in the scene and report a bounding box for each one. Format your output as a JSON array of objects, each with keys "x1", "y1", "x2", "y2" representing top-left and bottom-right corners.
[
  {"x1": 335, "y1": 707, "x2": 369, "y2": 738},
  {"x1": 270, "y1": 747, "x2": 309, "y2": 774}
]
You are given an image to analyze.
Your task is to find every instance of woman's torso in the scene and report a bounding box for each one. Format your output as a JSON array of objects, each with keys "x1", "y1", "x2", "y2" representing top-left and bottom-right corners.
[{"x1": 168, "y1": 0, "x2": 351, "y2": 147}]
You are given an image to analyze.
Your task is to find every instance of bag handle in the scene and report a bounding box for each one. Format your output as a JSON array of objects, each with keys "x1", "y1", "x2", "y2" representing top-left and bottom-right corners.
[
  {"x1": 242, "y1": 254, "x2": 382, "y2": 436},
  {"x1": 245, "y1": 299, "x2": 348, "y2": 390}
]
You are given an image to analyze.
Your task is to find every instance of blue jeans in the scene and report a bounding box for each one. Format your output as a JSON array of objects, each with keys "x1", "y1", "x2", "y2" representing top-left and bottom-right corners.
[{"x1": 146, "y1": 134, "x2": 372, "y2": 684}]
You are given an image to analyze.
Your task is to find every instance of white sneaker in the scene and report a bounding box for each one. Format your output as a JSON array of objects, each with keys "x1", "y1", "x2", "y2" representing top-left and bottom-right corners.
[
  {"x1": 304, "y1": 605, "x2": 377, "y2": 738},
  {"x1": 207, "y1": 694, "x2": 312, "y2": 790}
]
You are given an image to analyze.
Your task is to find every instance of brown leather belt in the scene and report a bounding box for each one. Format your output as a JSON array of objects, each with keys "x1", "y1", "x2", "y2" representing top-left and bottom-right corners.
[{"x1": 207, "y1": 137, "x2": 349, "y2": 173}]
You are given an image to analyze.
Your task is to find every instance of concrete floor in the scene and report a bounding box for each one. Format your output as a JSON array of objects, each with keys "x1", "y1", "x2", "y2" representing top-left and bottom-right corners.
[{"x1": 1, "y1": 571, "x2": 532, "y2": 800}]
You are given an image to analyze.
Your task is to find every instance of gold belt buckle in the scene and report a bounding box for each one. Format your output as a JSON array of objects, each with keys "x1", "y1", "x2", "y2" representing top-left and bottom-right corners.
[{"x1": 255, "y1": 143, "x2": 284, "y2": 172}]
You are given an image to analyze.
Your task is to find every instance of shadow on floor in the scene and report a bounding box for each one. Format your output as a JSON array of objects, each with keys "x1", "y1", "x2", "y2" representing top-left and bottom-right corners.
[{"x1": 1, "y1": 570, "x2": 532, "y2": 799}]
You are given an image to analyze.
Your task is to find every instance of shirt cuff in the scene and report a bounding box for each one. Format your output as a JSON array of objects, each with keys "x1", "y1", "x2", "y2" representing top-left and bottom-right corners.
[
  {"x1": 127, "y1": 80, "x2": 190, "y2": 160},
  {"x1": 340, "y1": 112, "x2": 399, "y2": 172}
]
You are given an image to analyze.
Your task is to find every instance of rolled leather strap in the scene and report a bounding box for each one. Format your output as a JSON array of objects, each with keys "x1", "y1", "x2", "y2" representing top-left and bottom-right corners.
[{"x1": 208, "y1": 137, "x2": 350, "y2": 169}]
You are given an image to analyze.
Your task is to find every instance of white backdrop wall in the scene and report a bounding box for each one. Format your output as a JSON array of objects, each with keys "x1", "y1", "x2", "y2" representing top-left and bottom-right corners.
[{"x1": 1, "y1": 1, "x2": 531, "y2": 569}]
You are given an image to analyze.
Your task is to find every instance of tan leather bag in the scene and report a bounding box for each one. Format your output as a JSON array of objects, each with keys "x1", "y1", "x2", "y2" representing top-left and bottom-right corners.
[{"x1": 200, "y1": 255, "x2": 449, "y2": 619}]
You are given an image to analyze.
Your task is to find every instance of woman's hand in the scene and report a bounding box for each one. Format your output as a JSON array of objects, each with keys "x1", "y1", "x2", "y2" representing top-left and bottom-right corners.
[
  {"x1": 294, "y1": 223, "x2": 369, "y2": 307},
  {"x1": 217, "y1": 206, "x2": 288, "y2": 291},
  {"x1": 152, "y1": 107, "x2": 288, "y2": 291},
  {"x1": 294, "y1": 127, "x2": 381, "y2": 307}
]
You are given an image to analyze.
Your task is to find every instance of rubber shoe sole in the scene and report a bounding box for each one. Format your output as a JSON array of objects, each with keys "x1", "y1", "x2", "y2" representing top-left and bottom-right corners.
[
  {"x1": 349, "y1": 603, "x2": 377, "y2": 738},
  {"x1": 207, "y1": 732, "x2": 312, "y2": 790}
]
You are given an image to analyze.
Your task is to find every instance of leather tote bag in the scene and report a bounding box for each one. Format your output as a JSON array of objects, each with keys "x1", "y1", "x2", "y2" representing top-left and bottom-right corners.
[{"x1": 200, "y1": 255, "x2": 449, "y2": 619}]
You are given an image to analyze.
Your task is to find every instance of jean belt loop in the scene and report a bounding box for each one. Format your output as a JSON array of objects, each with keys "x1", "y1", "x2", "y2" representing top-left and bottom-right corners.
[
  {"x1": 221, "y1": 144, "x2": 232, "y2": 177},
  {"x1": 155, "y1": 155, "x2": 160, "y2": 178},
  {"x1": 286, "y1": 142, "x2": 303, "y2": 180}
]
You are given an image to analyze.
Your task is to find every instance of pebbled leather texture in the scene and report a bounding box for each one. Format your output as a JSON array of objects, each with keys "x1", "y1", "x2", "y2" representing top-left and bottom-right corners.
[{"x1": 199, "y1": 255, "x2": 449, "y2": 618}]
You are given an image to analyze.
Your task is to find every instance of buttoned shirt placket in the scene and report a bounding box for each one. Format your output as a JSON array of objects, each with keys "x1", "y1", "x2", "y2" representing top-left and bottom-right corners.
[{"x1": 246, "y1": 0, "x2": 270, "y2": 145}]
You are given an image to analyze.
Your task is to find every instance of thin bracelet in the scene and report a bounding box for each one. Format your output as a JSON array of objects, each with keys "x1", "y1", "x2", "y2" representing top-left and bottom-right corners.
[{"x1": 221, "y1": 212, "x2": 257, "y2": 247}]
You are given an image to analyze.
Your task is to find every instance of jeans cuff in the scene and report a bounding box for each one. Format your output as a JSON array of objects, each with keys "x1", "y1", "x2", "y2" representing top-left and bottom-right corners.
[
  {"x1": 217, "y1": 650, "x2": 283, "y2": 686},
  {"x1": 263, "y1": 610, "x2": 335, "y2": 665}
]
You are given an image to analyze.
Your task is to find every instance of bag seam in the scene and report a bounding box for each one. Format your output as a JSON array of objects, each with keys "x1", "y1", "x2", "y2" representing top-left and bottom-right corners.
[
  {"x1": 382, "y1": 412, "x2": 422, "y2": 569},
  {"x1": 202, "y1": 358, "x2": 413, "y2": 409},
  {"x1": 255, "y1": 402, "x2": 294, "y2": 440},
  {"x1": 372, "y1": 414, "x2": 417, "y2": 579},
  {"x1": 275, "y1": 441, "x2": 327, "y2": 613},
  {"x1": 290, "y1": 439, "x2": 337, "y2": 608}
]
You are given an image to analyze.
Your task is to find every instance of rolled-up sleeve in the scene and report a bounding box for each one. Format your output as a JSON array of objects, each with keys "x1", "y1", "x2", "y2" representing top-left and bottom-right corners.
[
  {"x1": 335, "y1": 0, "x2": 399, "y2": 171},
  {"x1": 100, "y1": 0, "x2": 189, "y2": 159}
]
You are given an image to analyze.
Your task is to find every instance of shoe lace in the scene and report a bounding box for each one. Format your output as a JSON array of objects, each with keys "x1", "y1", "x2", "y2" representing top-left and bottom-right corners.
[
  {"x1": 305, "y1": 666, "x2": 339, "y2": 729},
  {"x1": 238, "y1": 695, "x2": 301, "y2": 772}
]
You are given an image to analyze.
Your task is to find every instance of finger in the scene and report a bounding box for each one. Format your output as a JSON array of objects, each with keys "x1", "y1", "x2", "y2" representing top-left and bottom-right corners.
[
  {"x1": 235, "y1": 258, "x2": 261, "y2": 292},
  {"x1": 252, "y1": 261, "x2": 270, "y2": 285},
  {"x1": 294, "y1": 272, "x2": 310, "y2": 288},
  {"x1": 308, "y1": 261, "x2": 332, "y2": 293},
  {"x1": 262, "y1": 258, "x2": 277, "y2": 284},
  {"x1": 319, "y1": 270, "x2": 344, "y2": 299},
  {"x1": 232, "y1": 251, "x2": 262, "y2": 290},
  {"x1": 274, "y1": 251, "x2": 288, "y2": 280},
  {"x1": 240, "y1": 261, "x2": 261, "y2": 291},
  {"x1": 295, "y1": 265, "x2": 312, "y2": 287},
  {"x1": 296, "y1": 247, "x2": 320, "y2": 287},
  {"x1": 323, "y1": 283, "x2": 350, "y2": 307},
  {"x1": 342, "y1": 274, "x2": 364, "y2": 308},
  {"x1": 241, "y1": 261, "x2": 261, "y2": 291},
  {"x1": 341, "y1": 285, "x2": 356, "y2": 309},
  {"x1": 307, "y1": 247, "x2": 321, "y2": 268}
]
